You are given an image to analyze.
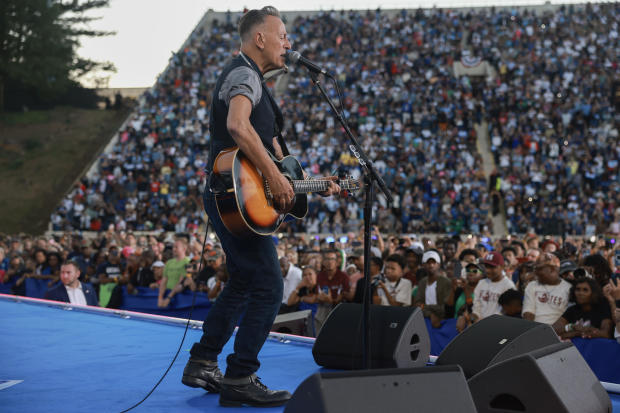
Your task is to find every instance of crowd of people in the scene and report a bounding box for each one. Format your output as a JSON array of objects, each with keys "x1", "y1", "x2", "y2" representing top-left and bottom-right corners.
[
  {"x1": 47, "y1": 5, "x2": 619, "y2": 237},
  {"x1": 481, "y1": 3, "x2": 620, "y2": 235},
  {"x1": 1, "y1": 228, "x2": 619, "y2": 342}
]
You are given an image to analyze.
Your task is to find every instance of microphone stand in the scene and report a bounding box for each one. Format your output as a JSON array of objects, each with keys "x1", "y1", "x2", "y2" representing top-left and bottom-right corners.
[{"x1": 308, "y1": 71, "x2": 393, "y2": 369}]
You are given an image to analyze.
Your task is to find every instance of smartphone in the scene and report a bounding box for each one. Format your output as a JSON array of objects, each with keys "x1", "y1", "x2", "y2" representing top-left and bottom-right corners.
[{"x1": 614, "y1": 250, "x2": 620, "y2": 267}]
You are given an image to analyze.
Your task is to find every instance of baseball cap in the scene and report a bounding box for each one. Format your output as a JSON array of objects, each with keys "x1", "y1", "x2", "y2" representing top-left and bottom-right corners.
[
  {"x1": 481, "y1": 251, "x2": 505, "y2": 267},
  {"x1": 346, "y1": 263, "x2": 358, "y2": 272},
  {"x1": 541, "y1": 239, "x2": 559, "y2": 251},
  {"x1": 407, "y1": 242, "x2": 424, "y2": 256},
  {"x1": 422, "y1": 250, "x2": 441, "y2": 264},
  {"x1": 151, "y1": 260, "x2": 165, "y2": 269},
  {"x1": 476, "y1": 242, "x2": 493, "y2": 252},
  {"x1": 206, "y1": 250, "x2": 223, "y2": 260},
  {"x1": 465, "y1": 262, "x2": 485, "y2": 273},
  {"x1": 559, "y1": 260, "x2": 577, "y2": 275}
]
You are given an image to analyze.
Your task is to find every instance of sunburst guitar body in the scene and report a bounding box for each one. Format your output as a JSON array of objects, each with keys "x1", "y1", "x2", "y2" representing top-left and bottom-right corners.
[{"x1": 211, "y1": 147, "x2": 359, "y2": 237}]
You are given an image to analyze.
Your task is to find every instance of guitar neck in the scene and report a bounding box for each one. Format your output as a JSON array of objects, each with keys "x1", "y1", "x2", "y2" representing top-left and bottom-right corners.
[{"x1": 292, "y1": 179, "x2": 356, "y2": 194}]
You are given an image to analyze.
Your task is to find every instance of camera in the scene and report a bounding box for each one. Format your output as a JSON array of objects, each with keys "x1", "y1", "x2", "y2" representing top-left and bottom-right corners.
[
  {"x1": 371, "y1": 275, "x2": 386, "y2": 288},
  {"x1": 297, "y1": 286, "x2": 309, "y2": 297}
]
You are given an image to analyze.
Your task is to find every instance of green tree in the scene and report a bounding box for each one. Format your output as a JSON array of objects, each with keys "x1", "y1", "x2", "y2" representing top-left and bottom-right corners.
[{"x1": 0, "y1": 0, "x2": 115, "y2": 111}]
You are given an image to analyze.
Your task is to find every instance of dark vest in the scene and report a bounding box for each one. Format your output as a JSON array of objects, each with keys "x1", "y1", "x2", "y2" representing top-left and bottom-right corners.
[{"x1": 207, "y1": 53, "x2": 283, "y2": 171}]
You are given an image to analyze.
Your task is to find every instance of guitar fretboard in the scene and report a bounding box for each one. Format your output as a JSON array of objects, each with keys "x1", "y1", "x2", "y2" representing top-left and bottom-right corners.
[{"x1": 292, "y1": 179, "x2": 358, "y2": 194}]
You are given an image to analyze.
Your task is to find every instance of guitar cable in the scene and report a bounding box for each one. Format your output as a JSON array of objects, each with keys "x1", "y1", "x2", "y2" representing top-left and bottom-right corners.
[{"x1": 121, "y1": 211, "x2": 212, "y2": 412}]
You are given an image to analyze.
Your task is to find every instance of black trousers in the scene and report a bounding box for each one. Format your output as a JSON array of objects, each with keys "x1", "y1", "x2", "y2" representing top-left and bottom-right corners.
[{"x1": 189, "y1": 192, "x2": 283, "y2": 378}]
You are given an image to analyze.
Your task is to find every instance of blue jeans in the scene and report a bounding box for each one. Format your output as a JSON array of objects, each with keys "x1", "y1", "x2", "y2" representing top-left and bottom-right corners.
[{"x1": 189, "y1": 192, "x2": 283, "y2": 378}]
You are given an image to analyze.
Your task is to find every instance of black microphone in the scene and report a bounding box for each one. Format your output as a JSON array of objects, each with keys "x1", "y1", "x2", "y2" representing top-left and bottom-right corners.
[{"x1": 287, "y1": 50, "x2": 333, "y2": 78}]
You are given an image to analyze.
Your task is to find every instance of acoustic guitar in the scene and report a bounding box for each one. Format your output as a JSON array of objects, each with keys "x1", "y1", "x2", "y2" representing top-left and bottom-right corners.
[{"x1": 211, "y1": 147, "x2": 360, "y2": 237}]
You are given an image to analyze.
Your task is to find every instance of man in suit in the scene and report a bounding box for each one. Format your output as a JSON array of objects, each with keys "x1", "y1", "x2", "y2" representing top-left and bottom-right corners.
[{"x1": 44, "y1": 260, "x2": 98, "y2": 306}]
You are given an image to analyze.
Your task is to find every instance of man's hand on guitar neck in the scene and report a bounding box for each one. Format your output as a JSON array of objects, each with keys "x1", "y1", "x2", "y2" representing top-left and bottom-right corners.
[
  {"x1": 301, "y1": 171, "x2": 341, "y2": 198},
  {"x1": 317, "y1": 176, "x2": 341, "y2": 197}
]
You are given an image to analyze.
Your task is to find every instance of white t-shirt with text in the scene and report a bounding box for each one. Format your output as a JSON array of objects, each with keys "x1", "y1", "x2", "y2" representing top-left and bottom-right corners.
[
  {"x1": 472, "y1": 276, "x2": 516, "y2": 320},
  {"x1": 522, "y1": 279, "x2": 572, "y2": 324}
]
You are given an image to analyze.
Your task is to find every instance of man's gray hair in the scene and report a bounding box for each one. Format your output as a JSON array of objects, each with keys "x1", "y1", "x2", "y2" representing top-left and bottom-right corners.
[{"x1": 238, "y1": 6, "x2": 281, "y2": 42}]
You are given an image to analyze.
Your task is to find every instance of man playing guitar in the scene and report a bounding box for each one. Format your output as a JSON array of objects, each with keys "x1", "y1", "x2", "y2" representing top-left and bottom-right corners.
[{"x1": 181, "y1": 6, "x2": 339, "y2": 408}]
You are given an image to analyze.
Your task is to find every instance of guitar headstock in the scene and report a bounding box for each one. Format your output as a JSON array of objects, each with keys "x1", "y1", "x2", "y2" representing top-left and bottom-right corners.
[{"x1": 339, "y1": 175, "x2": 362, "y2": 197}]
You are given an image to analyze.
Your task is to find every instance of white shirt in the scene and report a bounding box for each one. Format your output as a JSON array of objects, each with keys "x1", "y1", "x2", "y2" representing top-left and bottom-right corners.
[
  {"x1": 207, "y1": 277, "x2": 225, "y2": 300},
  {"x1": 282, "y1": 264, "x2": 302, "y2": 304},
  {"x1": 472, "y1": 276, "x2": 516, "y2": 320},
  {"x1": 65, "y1": 283, "x2": 87, "y2": 306},
  {"x1": 425, "y1": 280, "x2": 438, "y2": 305},
  {"x1": 522, "y1": 279, "x2": 572, "y2": 324},
  {"x1": 378, "y1": 278, "x2": 412, "y2": 306}
]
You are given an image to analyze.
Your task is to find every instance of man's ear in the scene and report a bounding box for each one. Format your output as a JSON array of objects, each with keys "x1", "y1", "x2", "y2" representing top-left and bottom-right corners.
[{"x1": 255, "y1": 32, "x2": 265, "y2": 50}]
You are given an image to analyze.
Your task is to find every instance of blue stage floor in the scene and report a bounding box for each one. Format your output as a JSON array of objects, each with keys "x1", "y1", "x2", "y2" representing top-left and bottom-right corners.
[{"x1": 1, "y1": 295, "x2": 619, "y2": 412}]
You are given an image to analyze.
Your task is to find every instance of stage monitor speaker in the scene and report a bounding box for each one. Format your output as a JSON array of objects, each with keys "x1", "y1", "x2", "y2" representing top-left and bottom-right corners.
[
  {"x1": 436, "y1": 314, "x2": 560, "y2": 378},
  {"x1": 284, "y1": 365, "x2": 477, "y2": 413},
  {"x1": 312, "y1": 303, "x2": 430, "y2": 369},
  {"x1": 468, "y1": 342, "x2": 611, "y2": 413},
  {"x1": 271, "y1": 310, "x2": 312, "y2": 336}
]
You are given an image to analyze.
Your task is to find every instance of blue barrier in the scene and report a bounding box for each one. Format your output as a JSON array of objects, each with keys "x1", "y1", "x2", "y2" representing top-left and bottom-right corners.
[
  {"x1": 25, "y1": 278, "x2": 54, "y2": 299},
  {"x1": 425, "y1": 317, "x2": 620, "y2": 384},
  {"x1": 120, "y1": 286, "x2": 212, "y2": 320},
  {"x1": 0, "y1": 279, "x2": 16, "y2": 295},
  {"x1": 572, "y1": 337, "x2": 620, "y2": 384},
  {"x1": 425, "y1": 317, "x2": 459, "y2": 356}
]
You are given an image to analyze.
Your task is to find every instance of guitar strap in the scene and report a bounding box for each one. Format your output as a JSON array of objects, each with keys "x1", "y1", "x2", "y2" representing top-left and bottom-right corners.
[
  {"x1": 262, "y1": 80, "x2": 290, "y2": 157},
  {"x1": 239, "y1": 50, "x2": 290, "y2": 157}
]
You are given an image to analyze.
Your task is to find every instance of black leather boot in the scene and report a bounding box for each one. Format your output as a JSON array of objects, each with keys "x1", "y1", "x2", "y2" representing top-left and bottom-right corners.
[
  {"x1": 219, "y1": 374, "x2": 292, "y2": 407},
  {"x1": 181, "y1": 359, "x2": 223, "y2": 393}
]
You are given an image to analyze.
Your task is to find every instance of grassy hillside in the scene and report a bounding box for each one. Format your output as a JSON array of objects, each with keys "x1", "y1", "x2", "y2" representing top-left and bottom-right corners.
[{"x1": 0, "y1": 106, "x2": 131, "y2": 235}]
